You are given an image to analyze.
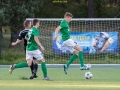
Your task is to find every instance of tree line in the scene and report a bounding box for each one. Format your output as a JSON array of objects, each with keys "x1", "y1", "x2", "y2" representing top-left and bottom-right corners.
[{"x1": 0, "y1": 0, "x2": 120, "y2": 35}]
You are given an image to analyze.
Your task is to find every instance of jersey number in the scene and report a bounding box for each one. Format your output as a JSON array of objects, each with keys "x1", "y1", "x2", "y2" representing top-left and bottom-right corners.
[{"x1": 27, "y1": 30, "x2": 32, "y2": 44}]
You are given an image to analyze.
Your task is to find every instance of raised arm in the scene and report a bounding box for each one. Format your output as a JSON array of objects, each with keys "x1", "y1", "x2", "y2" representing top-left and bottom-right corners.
[{"x1": 53, "y1": 26, "x2": 61, "y2": 42}]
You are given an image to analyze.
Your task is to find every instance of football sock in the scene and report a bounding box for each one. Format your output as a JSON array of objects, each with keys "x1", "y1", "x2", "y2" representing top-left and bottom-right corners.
[
  {"x1": 33, "y1": 63, "x2": 38, "y2": 75},
  {"x1": 78, "y1": 51, "x2": 84, "y2": 67},
  {"x1": 15, "y1": 62, "x2": 28, "y2": 68},
  {"x1": 67, "y1": 54, "x2": 77, "y2": 68},
  {"x1": 30, "y1": 61, "x2": 34, "y2": 74},
  {"x1": 41, "y1": 62, "x2": 47, "y2": 77}
]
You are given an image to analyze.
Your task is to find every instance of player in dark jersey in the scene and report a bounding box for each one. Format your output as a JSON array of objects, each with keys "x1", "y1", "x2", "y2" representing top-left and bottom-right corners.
[{"x1": 10, "y1": 20, "x2": 38, "y2": 79}]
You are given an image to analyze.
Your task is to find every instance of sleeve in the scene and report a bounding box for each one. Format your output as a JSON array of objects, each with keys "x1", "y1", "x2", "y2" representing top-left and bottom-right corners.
[
  {"x1": 33, "y1": 29, "x2": 39, "y2": 36},
  {"x1": 60, "y1": 21, "x2": 67, "y2": 29},
  {"x1": 17, "y1": 31, "x2": 23, "y2": 40}
]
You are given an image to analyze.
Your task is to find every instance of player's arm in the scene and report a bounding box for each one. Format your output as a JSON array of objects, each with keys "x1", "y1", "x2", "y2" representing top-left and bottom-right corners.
[
  {"x1": 100, "y1": 37, "x2": 114, "y2": 52},
  {"x1": 11, "y1": 31, "x2": 22, "y2": 46},
  {"x1": 34, "y1": 36, "x2": 45, "y2": 51},
  {"x1": 53, "y1": 26, "x2": 61, "y2": 42},
  {"x1": 11, "y1": 39, "x2": 21, "y2": 46},
  {"x1": 25, "y1": 36, "x2": 28, "y2": 40}
]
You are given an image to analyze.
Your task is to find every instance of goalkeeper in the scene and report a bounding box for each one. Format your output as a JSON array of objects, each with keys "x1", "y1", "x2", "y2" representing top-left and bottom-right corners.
[
  {"x1": 9, "y1": 20, "x2": 38, "y2": 79},
  {"x1": 54, "y1": 12, "x2": 89, "y2": 74}
]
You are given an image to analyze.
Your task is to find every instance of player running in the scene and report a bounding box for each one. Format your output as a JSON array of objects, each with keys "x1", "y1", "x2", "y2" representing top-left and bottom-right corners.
[
  {"x1": 9, "y1": 19, "x2": 52, "y2": 80},
  {"x1": 9, "y1": 20, "x2": 38, "y2": 79},
  {"x1": 54, "y1": 12, "x2": 90, "y2": 74}
]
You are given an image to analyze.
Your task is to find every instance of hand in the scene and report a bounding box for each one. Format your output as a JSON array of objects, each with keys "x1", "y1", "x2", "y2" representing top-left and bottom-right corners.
[
  {"x1": 53, "y1": 37, "x2": 57, "y2": 42},
  {"x1": 40, "y1": 45, "x2": 45, "y2": 51},
  {"x1": 11, "y1": 42, "x2": 16, "y2": 46}
]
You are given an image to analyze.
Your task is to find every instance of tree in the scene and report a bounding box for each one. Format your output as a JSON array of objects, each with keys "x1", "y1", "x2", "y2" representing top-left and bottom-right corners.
[
  {"x1": 0, "y1": 0, "x2": 42, "y2": 44},
  {"x1": 88, "y1": 0, "x2": 94, "y2": 18}
]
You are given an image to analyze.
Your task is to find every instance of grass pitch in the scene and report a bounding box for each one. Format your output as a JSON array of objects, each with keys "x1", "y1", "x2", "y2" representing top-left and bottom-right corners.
[{"x1": 0, "y1": 67, "x2": 120, "y2": 90}]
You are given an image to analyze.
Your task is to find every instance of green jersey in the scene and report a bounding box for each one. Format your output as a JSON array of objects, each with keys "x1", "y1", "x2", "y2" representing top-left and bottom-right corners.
[
  {"x1": 60, "y1": 19, "x2": 70, "y2": 41},
  {"x1": 26, "y1": 27, "x2": 39, "y2": 51}
]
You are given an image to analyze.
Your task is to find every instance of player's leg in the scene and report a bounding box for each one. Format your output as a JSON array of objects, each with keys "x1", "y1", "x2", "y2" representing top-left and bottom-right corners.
[
  {"x1": 74, "y1": 45, "x2": 84, "y2": 67},
  {"x1": 63, "y1": 39, "x2": 78, "y2": 74},
  {"x1": 40, "y1": 58, "x2": 52, "y2": 80},
  {"x1": 9, "y1": 60, "x2": 33, "y2": 74},
  {"x1": 30, "y1": 57, "x2": 38, "y2": 78},
  {"x1": 33, "y1": 49, "x2": 52, "y2": 80},
  {"x1": 30, "y1": 61, "x2": 34, "y2": 75},
  {"x1": 63, "y1": 54, "x2": 78, "y2": 74},
  {"x1": 74, "y1": 45, "x2": 89, "y2": 70},
  {"x1": 24, "y1": 46, "x2": 35, "y2": 76},
  {"x1": 9, "y1": 62, "x2": 29, "y2": 74},
  {"x1": 30, "y1": 60, "x2": 38, "y2": 79},
  {"x1": 9, "y1": 50, "x2": 32, "y2": 74},
  {"x1": 66, "y1": 54, "x2": 78, "y2": 68}
]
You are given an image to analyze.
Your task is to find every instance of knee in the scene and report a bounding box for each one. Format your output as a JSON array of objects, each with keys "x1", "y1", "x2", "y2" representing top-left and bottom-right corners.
[
  {"x1": 27, "y1": 61, "x2": 32, "y2": 66},
  {"x1": 41, "y1": 58, "x2": 45, "y2": 62},
  {"x1": 33, "y1": 60, "x2": 38, "y2": 63}
]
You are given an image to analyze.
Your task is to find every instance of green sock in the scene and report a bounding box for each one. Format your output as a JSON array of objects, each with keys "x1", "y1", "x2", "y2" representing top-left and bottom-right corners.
[
  {"x1": 66, "y1": 54, "x2": 77, "y2": 68},
  {"x1": 15, "y1": 62, "x2": 28, "y2": 68},
  {"x1": 41, "y1": 62, "x2": 47, "y2": 77},
  {"x1": 78, "y1": 51, "x2": 84, "y2": 67}
]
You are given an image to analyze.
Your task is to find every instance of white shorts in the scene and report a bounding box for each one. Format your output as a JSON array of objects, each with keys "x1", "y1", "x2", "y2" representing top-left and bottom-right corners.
[
  {"x1": 63, "y1": 39, "x2": 77, "y2": 53},
  {"x1": 26, "y1": 49, "x2": 43, "y2": 60}
]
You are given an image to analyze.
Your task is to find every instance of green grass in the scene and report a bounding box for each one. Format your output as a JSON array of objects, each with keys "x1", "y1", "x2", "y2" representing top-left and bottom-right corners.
[{"x1": 0, "y1": 68, "x2": 120, "y2": 90}]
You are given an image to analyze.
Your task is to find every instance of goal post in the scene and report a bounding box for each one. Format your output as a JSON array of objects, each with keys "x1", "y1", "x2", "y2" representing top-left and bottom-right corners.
[{"x1": 26, "y1": 18, "x2": 120, "y2": 65}]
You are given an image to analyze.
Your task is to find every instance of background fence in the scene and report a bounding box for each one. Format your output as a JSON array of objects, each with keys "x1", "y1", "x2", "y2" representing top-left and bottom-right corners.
[{"x1": 0, "y1": 18, "x2": 120, "y2": 65}]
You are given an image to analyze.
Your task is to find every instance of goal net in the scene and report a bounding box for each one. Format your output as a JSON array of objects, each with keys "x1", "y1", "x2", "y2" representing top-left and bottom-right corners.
[{"x1": 26, "y1": 18, "x2": 120, "y2": 65}]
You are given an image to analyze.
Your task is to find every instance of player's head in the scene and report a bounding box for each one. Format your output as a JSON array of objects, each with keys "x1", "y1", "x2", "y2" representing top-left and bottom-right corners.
[
  {"x1": 64, "y1": 12, "x2": 73, "y2": 23},
  {"x1": 33, "y1": 19, "x2": 40, "y2": 28},
  {"x1": 23, "y1": 20, "x2": 31, "y2": 28}
]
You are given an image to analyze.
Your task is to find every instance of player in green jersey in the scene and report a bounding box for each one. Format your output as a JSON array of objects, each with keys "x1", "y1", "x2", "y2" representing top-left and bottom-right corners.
[
  {"x1": 9, "y1": 20, "x2": 38, "y2": 79},
  {"x1": 54, "y1": 12, "x2": 90, "y2": 74},
  {"x1": 9, "y1": 19, "x2": 52, "y2": 80}
]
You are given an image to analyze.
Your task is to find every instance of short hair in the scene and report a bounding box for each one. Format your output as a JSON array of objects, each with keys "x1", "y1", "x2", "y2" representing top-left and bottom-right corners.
[
  {"x1": 64, "y1": 12, "x2": 73, "y2": 17},
  {"x1": 33, "y1": 19, "x2": 39, "y2": 26},
  {"x1": 23, "y1": 20, "x2": 31, "y2": 27}
]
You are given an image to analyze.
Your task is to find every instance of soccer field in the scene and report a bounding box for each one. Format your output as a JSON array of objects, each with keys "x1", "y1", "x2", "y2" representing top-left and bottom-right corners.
[{"x1": 0, "y1": 67, "x2": 120, "y2": 90}]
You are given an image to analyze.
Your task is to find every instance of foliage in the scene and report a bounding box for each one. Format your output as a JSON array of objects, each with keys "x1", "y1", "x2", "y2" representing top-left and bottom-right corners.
[
  {"x1": 0, "y1": 0, "x2": 120, "y2": 33},
  {"x1": 0, "y1": 0, "x2": 42, "y2": 34}
]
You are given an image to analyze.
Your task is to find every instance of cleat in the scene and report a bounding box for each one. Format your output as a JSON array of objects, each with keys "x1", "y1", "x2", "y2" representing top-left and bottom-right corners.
[
  {"x1": 43, "y1": 77, "x2": 53, "y2": 81},
  {"x1": 30, "y1": 74, "x2": 38, "y2": 79},
  {"x1": 34, "y1": 75, "x2": 38, "y2": 78},
  {"x1": 64, "y1": 65, "x2": 68, "y2": 74},
  {"x1": 80, "y1": 65, "x2": 90, "y2": 70},
  {"x1": 30, "y1": 75, "x2": 34, "y2": 79},
  {"x1": 9, "y1": 64, "x2": 15, "y2": 74}
]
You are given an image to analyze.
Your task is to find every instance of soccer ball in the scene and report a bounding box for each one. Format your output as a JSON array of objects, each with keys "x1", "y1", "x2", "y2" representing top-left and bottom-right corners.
[
  {"x1": 85, "y1": 64, "x2": 91, "y2": 70},
  {"x1": 85, "y1": 72, "x2": 93, "y2": 79}
]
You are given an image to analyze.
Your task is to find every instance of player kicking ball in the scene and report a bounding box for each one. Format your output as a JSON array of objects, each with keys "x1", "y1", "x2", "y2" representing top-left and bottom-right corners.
[
  {"x1": 54, "y1": 12, "x2": 90, "y2": 74},
  {"x1": 9, "y1": 19, "x2": 52, "y2": 80}
]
